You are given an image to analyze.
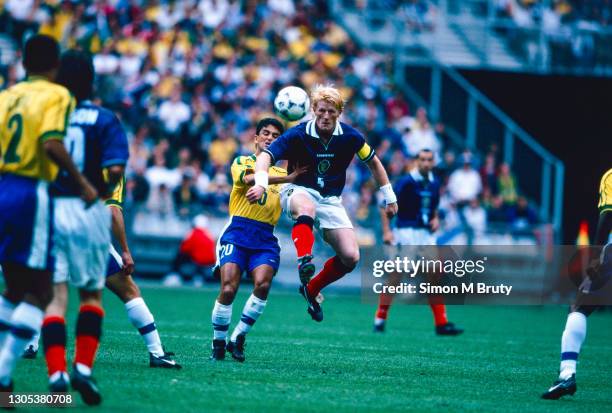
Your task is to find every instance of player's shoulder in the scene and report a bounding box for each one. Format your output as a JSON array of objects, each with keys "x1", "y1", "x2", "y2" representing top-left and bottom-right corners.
[
  {"x1": 396, "y1": 173, "x2": 416, "y2": 187},
  {"x1": 339, "y1": 121, "x2": 363, "y2": 138},
  {"x1": 286, "y1": 121, "x2": 308, "y2": 135},
  {"x1": 82, "y1": 102, "x2": 115, "y2": 119},
  {"x1": 76, "y1": 102, "x2": 121, "y2": 126},
  {"x1": 7, "y1": 79, "x2": 69, "y2": 101},
  {"x1": 31, "y1": 78, "x2": 72, "y2": 102},
  {"x1": 233, "y1": 154, "x2": 256, "y2": 166}
]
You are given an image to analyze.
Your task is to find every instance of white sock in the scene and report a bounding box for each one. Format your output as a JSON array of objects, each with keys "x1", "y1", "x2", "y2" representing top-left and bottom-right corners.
[
  {"x1": 125, "y1": 298, "x2": 164, "y2": 357},
  {"x1": 230, "y1": 294, "x2": 266, "y2": 342},
  {"x1": 212, "y1": 301, "x2": 232, "y2": 341},
  {"x1": 0, "y1": 302, "x2": 43, "y2": 386},
  {"x1": 559, "y1": 311, "x2": 587, "y2": 379},
  {"x1": 0, "y1": 296, "x2": 16, "y2": 348}
]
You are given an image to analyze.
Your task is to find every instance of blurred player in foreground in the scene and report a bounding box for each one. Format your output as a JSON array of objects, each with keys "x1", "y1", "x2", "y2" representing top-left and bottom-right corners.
[
  {"x1": 247, "y1": 85, "x2": 397, "y2": 322},
  {"x1": 542, "y1": 168, "x2": 612, "y2": 399},
  {"x1": 24, "y1": 64, "x2": 179, "y2": 371},
  {"x1": 374, "y1": 149, "x2": 463, "y2": 335},
  {"x1": 210, "y1": 118, "x2": 305, "y2": 362},
  {"x1": 25, "y1": 180, "x2": 182, "y2": 370},
  {"x1": 40, "y1": 50, "x2": 123, "y2": 405},
  {"x1": 0, "y1": 35, "x2": 97, "y2": 394}
]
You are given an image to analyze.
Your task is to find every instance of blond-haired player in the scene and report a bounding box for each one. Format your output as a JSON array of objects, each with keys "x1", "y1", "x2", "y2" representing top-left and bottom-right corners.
[{"x1": 247, "y1": 85, "x2": 398, "y2": 321}]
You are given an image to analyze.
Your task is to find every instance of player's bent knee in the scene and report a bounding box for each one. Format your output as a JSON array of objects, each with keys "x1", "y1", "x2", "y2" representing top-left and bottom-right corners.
[
  {"x1": 291, "y1": 196, "x2": 315, "y2": 218},
  {"x1": 220, "y1": 284, "x2": 237, "y2": 302},
  {"x1": 254, "y1": 279, "x2": 271, "y2": 294},
  {"x1": 340, "y1": 251, "x2": 360, "y2": 270}
]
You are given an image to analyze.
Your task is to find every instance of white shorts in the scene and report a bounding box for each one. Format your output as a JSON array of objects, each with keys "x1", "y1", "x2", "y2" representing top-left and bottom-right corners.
[
  {"x1": 393, "y1": 227, "x2": 436, "y2": 246},
  {"x1": 53, "y1": 198, "x2": 111, "y2": 291},
  {"x1": 280, "y1": 184, "x2": 353, "y2": 229},
  {"x1": 385, "y1": 228, "x2": 438, "y2": 261}
]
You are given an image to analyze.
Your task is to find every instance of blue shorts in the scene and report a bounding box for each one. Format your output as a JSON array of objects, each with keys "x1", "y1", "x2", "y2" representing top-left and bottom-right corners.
[
  {"x1": 0, "y1": 174, "x2": 54, "y2": 271},
  {"x1": 218, "y1": 216, "x2": 280, "y2": 274},
  {"x1": 105, "y1": 245, "x2": 123, "y2": 277},
  {"x1": 218, "y1": 243, "x2": 280, "y2": 274}
]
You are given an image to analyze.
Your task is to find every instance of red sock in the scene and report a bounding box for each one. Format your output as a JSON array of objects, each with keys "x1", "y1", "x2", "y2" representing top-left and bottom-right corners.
[
  {"x1": 375, "y1": 293, "x2": 395, "y2": 320},
  {"x1": 292, "y1": 216, "x2": 315, "y2": 258},
  {"x1": 307, "y1": 256, "x2": 351, "y2": 297},
  {"x1": 428, "y1": 295, "x2": 448, "y2": 326},
  {"x1": 42, "y1": 316, "x2": 66, "y2": 376},
  {"x1": 74, "y1": 305, "x2": 104, "y2": 370}
]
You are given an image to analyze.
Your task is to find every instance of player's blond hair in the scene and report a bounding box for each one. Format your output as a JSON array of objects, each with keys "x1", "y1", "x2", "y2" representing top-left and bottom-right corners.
[{"x1": 310, "y1": 84, "x2": 345, "y2": 113}]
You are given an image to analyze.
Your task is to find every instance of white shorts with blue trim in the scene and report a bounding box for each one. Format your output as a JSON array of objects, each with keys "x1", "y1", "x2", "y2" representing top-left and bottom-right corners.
[
  {"x1": 53, "y1": 198, "x2": 111, "y2": 291},
  {"x1": 280, "y1": 184, "x2": 353, "y2": 230}
]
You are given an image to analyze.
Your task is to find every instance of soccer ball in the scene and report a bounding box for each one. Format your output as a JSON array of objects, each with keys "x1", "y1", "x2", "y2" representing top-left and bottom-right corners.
[{"x1": 274, "y1": 86, "x2": 310, "y2": 122}]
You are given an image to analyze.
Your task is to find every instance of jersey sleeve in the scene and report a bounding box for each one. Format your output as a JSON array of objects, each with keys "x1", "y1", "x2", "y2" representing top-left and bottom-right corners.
[
  {"x1": 263, "y1": 127, "x2": 298, "y2": 163},
  {"x1": 100, "y1": 112, "x2": 129, "y2": 168},
  {"x1": 598, "y1": 169, "x2": 612, "y2": 213},
  {"x1": 230, "y1": 157, "x2": 254, "y2": 188},
  {"x1": 39, "y1": 88, "x2": 75, "y2": 142},
  {"x1": 104, "y1": 174, "x2": 126, "y2": 209},
  {"x1": 354, "y1": 130, "x2": 375, "y2": 162}
]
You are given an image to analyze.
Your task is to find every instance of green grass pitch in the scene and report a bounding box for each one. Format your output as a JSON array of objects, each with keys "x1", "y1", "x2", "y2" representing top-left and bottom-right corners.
[{"x1": 12, "y1": 285, "x2": 612, "y2": 412}]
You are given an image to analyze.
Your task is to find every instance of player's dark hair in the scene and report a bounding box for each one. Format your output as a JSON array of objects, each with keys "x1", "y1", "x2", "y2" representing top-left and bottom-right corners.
[
  {"x1": 256, "y1": 118, "x2": 284, "y2": 135},
  {"x1": 56, "y1": 49, "x2": 94, "y2": 102},
  {"x1": 415, "y1": 148, "x2": 433, "y2": 159},
  {"x1": 23, "y1": 34, "x2": 60, "y2": 74}
]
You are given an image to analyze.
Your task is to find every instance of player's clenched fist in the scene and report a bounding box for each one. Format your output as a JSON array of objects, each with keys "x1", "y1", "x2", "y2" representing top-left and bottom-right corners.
[
  {"x1": 385, "y1": 202, "x2": 398, "y2": 219},
  {"x1": 246, "y1": 185, "x2": 266, "y2": 203}
]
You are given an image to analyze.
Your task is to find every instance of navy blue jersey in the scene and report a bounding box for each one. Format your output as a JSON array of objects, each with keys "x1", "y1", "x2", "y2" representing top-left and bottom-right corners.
[
  {"x1": 263, "y1": 120, "x2": 375, "y2": 197},
  {"x1": 394, "y1": 170, "x2": 440, "y2": 229},
  {"x1": 51, "y1": 102, "x2": 129, "y2": 197}
]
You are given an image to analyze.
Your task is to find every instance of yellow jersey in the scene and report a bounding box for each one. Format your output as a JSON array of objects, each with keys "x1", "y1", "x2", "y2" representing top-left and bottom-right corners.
[
  {"x1": 598, "y1": 168, "x2": 612, "y2": 214},
  {"x1": 229, "y1": 155, "x2": 286, "y2": 226},
  {"x1": 0, "y1": 77, "x2": 75, "y2": 181}
]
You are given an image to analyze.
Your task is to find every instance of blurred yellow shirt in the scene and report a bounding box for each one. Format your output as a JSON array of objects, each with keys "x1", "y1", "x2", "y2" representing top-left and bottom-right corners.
[{"x1": 0, "y1": 77, "x2": 75, "y2": 181}]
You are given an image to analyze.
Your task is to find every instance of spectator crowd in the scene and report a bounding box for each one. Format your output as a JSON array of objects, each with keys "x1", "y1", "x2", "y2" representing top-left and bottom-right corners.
[
  {"x1": 0, "y1": 0, "x2": 540, "y2": 243},
  {"x1": 496, "y1": 0, "x2": 612, "y2": 69}
]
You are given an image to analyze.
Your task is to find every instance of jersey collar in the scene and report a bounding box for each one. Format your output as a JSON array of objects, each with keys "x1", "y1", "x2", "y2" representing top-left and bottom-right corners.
[
  {"x1": 306, "y1": 119, "x2": 343, "y2": 139},
  {"x1": 410, "y1": 168, "x2": 434, "y2": 182},
  {"x1": 27, "y1": 75, "x2": 48, "y2": 82}
]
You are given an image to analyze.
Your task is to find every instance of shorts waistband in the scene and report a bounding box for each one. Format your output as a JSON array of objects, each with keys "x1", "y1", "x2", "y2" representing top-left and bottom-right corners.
[
  {"x1": 231, "y1": 215, "x2": 275, "y2": 233},
  {"x1": 0, "y1": 173, "x2": 42, "y2": 184}
]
